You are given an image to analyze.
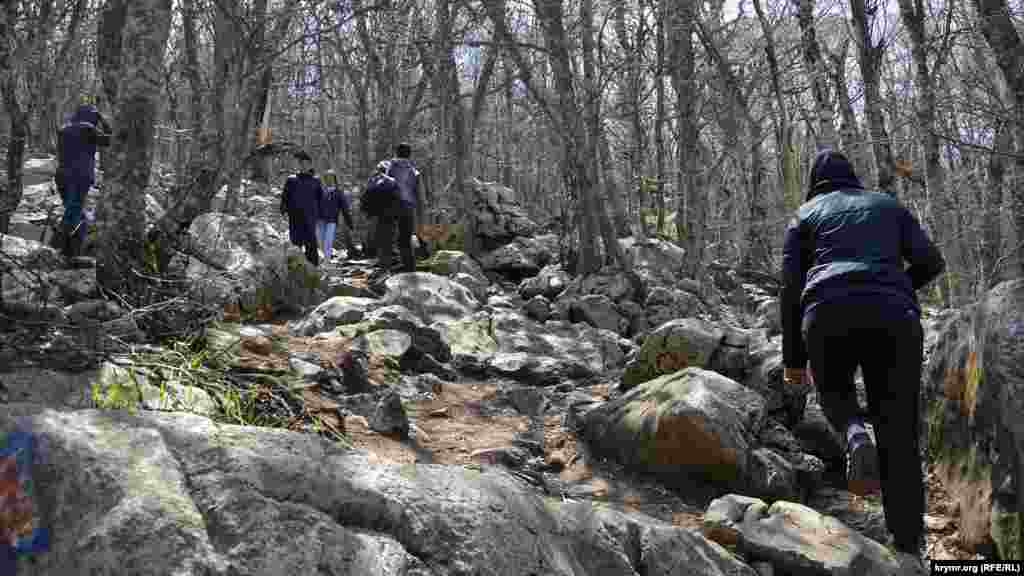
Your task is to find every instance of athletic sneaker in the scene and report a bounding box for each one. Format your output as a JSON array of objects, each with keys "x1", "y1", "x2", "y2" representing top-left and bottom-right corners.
[{"x1": 847, "y1": 431, "x2": 881, "y2": 496}]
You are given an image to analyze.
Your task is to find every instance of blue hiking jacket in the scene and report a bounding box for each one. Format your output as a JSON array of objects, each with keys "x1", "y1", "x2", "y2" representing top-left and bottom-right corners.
[
  {"x1": 57, "y1": 105, "x2": 110, "y2": 185},
  {"x1": 387, "y1": 158, "x2": 419, "y2": 208},
  {"x1": 319, "y1": 186, "x2": 353, "y2": 228},
  {"x1": 781, "y1": 150, "x2": 945, "y2": 368},
  {"x1": 281, "y1": 172, "x2": 322, "y2": 246}
]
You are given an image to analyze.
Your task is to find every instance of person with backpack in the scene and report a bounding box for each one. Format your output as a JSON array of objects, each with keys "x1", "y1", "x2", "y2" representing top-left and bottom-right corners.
[
  {"x1": 54, "y1": 101, "x2": 111, "y2": 261},
  {"x1": 360, "y1": 160, "x2": 400, "y2": 263},
  {"x1": 781, "y1": 149, "x2": 944, "y2": 567},
  {"x1": 280, "y1": 151, "x2": 323, "y2": 266},
  {"x1": 379, "y1": 143, "x2": 423, "y2": 273},
  {"x1": 316, "y1": 170, "x2": 356, "y2": 262}
]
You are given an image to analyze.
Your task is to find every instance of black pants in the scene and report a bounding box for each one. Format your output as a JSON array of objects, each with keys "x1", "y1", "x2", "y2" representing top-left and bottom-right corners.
[
  {"x1": 303, "y1": 239, "x2": 319, "y2": 267},
  {"x1": 802, "y1": 295, "x2": 924, "y2": 552},
  {"x1": 375, "y1": 206, "x2": 415, "y2": 273}
]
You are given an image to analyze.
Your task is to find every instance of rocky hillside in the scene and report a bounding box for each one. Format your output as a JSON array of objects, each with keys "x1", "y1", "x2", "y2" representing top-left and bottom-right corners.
[{"x1": 2, "y1": 166, "x2": 1017, "y2": 575}]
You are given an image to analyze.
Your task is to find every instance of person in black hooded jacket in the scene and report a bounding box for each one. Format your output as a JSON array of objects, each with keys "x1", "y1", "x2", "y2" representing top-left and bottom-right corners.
[{"x1": 781, "y1": 149, "x2": 944, "y2": 560}]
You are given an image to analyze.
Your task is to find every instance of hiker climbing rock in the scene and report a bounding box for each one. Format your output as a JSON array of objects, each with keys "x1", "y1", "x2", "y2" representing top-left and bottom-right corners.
[
  {"x1": 781, "y1": 149, "x2": 945, "y2": 564},
  {"x1": 280, "y1": 150, "x2": 323, "y2": 267},
  {"x1": 54, "y1": 100, "x2": 111, "y2": 262},
  {"x1": 316, "y1": 170, "x2": 357, "y2": 262}
]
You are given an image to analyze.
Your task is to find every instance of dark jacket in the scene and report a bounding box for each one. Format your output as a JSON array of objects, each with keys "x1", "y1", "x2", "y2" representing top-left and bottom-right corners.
[
  {"x1": 319, "y1": 186, "x2": 353, "y2": 228},
  {"x1": 57, "y1": 105, "x2": 111, "y2": 185},
  {"x1": 281, "y1": 172, "x2": 322, "y2": 246},
  {"x1": 387, "y1": 158, "x2": 419, "y2": 208},
  {"x1": 781, "y1": 150, "x2": 945, "y2": 368}
]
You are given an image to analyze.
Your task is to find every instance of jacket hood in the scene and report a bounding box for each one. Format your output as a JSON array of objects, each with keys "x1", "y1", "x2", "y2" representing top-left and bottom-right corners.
[
  {"x1": 71, "y1": 104, "x2": 99, "y2": 125},
  {"x1": 807, "y1": 149, "x2": 863, "y2": 201}
]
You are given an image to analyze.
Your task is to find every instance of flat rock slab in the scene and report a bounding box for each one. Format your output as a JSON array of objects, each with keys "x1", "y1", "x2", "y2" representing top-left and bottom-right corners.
[
  {"x1": 4, "y1": 404, "x2": 758, "y2": 576},
  {"x1": 704, "y1": 495, "x2": 903, "y2": 576}
]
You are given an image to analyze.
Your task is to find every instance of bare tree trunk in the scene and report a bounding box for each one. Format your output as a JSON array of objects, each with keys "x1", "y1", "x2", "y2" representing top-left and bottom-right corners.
[
  {"x1": 793, "y1": 0, "x2": 836, "y2": 151},
  {"x1": 826, "y1": 41, "x2": 868, "y2": 175},
  {"x1": 0, "y1": 1, "x2": 27, "y2": 237},
  {"x1": 669, "y1": 0, "x2": 703, "y2": 275},
  {"x1": 95, "y1": 0, "x2": 173, "y2": 293},
  {"x1": 973, "y1": 0, "x2": 1024, "y2": 277},
  {"x1": 37, "y1": 0, "x2": 88, "y2": 153},
  {"x1": 850, "y1": 0, "x2": 895, "y2": 192},
  {"x1": 616, "y1": 0, "x2": 647, "y2": 239},
  {"x1": 654, "y1": 5, "x2": 667, "y2": 236},
  {"x1": 581, "y1": 0, "x2": 625, "y2": 265},
  {"x1": 898, "y1": 0, "x2": 962, "y2": 304},
  {"x1": 753, "y1": 0, "x2": 799, "y2": 219},
  {"x1": 982, "y1": 124, "x2": 1009, "y2": 290}
]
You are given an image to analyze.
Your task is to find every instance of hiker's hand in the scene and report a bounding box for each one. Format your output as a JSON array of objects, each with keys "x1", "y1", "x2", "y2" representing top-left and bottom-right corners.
[{"x1": 783, "y1": 367, "x2": 807, "y2": 387}]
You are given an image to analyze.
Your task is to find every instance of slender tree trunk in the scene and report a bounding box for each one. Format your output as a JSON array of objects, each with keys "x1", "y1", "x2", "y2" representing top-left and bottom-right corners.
[
  {"x1": 793, "y1": 0, "x2": 836, "y2": 151},
  {"x1": 973, "y1": 0, "x2": 1024, "y2": 277},
  {"x1": 982, "y1": 123, "x2": 1010, "y2": 289},
  {"x1": 850, "y1": 0, "x2": 895, "y2": 192},
  {"x1": 95, "y1": 0, "x2": 173, "y2": 293},
  {"x1": 38, "y1": 0, "x2": 88, "y2": 153},
  {"x1": 827, "y1": 42, "x2": 868, "y2": 175},
  {"x1": 581, "y1": 0, "x2": 625, "y2": 265},
  {"x1": 654, "y1": 6, "x2": 667, "y2": 236},
  {"x1": 0, "y1": 1, "x2": 26, "y2": 237},
  {"x1": 753, "y1": 0, "x2": 798, "y2": 219},
  {"x1": 898, "y1": 0, "x2": 961, "y2": 304},
  {"x1": 669, "y1": 0, "x2": 703, "y2": 274}
]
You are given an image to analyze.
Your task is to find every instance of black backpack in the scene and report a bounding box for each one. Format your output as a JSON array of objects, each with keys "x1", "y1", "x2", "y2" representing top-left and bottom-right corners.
[{"x1": 361, "y1": 173, "x2": 398, "y2": 217}]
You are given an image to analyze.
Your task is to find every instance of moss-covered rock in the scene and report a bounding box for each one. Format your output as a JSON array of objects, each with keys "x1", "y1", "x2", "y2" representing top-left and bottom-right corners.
[
  {"x1": 924, "y1": 279, "x2": 1024, "y2": 560},
  {"x1": 582, "y1": 367, "x2": 765, "y2": 488}
]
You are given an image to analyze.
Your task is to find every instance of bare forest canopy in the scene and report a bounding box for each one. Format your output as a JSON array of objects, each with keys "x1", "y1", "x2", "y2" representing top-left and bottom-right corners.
[{"x1": 0, "y1": 0, "x2": 1022, "y2": 306}]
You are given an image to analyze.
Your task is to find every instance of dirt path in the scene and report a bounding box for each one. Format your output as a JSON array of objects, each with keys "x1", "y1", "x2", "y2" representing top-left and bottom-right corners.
[{"x1": 239, "y1": 320, "x2": 980, "y2": 561}]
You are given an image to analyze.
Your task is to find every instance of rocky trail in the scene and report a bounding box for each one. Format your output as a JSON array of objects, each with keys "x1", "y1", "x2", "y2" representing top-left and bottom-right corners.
[{"x1": 2, "y1": 161, "x2": 1018, "y2": 574}]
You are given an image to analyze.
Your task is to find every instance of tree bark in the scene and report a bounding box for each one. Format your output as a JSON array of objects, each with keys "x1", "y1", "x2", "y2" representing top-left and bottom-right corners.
[
  {"x1": 973, "y1": 0, "x2": 1024, "y2": 277},
  {"x1": 654, "y1": 3, "x2": 667, "y2": 236},
  {"x1": 793, "y1": 0, "x2": 836, "y2": 151},
  {"x1": 850, "y1": 0, "x2": 895, "y2": 192},
  {"x1": 898, "y1": 0, "x2": 962, "y2": 304},
  {"x1": 669, "y1": 0, "x2": 704, "y2": 275},
  {"x1": 581, "y1": 0, "x2": 626, "y2": 265},
  {"x1": 826, "y1": 41, "x2": 868, "y2": 175},
  {"x1": 95, "y1": 0, "x2": 173, "y2": 293},
  {"x1": 0, "y1": 0, "x2": 27, "y2": 237}
]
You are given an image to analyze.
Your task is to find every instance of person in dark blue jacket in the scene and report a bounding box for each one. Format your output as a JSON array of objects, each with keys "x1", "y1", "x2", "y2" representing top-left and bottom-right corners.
[
  {"x1": 781, "y1": 149, "x2": 944, "y2": 559},
  {"x1": 55, "y1": 103, "x2": 111, "y2": 259},
  {"x1": 280, "y1": 151, "x2": 322, "y2": 266},
  {"x1": 378, "y1": 143, "x2": 423, "y2": 273},
  {"x1": 316, "y1": 170, "x2": 356, "y2": 261}
]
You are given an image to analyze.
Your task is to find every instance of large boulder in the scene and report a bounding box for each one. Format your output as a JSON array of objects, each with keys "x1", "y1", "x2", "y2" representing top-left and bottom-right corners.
[
  {"x1": 622, "y1": 318, "x2": 725, "y2": 389},
  {"x1": 1, "y1": 234, "x2": 98, "y2": 312},
  {"x1": 381, "y1": 272, "x2": 480, "y2": 324},
  {"x1": 924, "y1": 279, "x2": 1024, "y2": 560},
  {"x1": 582, "y1": 368, "x2": 766, "y2": 487},
  {"x1": 617, "y1": 236, "x2": 688, "y2": 287},
  {"x1": 703, "y1": 495, "x2": 906, "y2": 575},
  {"x1": 644, "y1": 286, "x2": 701, "y2": 332},
  {"x1": 185, "y1": 213, "x2": 325, "y2": 315},
  {"x1": 2, "y1": 405, "x2": 757, "y2": 576},
  {"x1": 518, "y1": 264, "x2": 570, "y2": 300},
  {"x1": 434, "y1": 310, "x2": 633, "y2": 386},
  {"x1": 477, "y1": 234, "x2": 559, "y2": 281},
  {"x1": 466, "y1": 178, "x2": 539, "y2": 251},
  {"x1": 288, "y1": 296, "x2": 382, "y2": 336},
  {"x1": 340, "y1": 305, "x2": 453, "y2": 364}
]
